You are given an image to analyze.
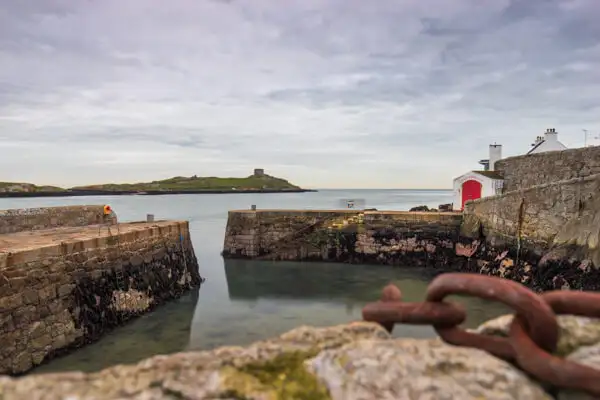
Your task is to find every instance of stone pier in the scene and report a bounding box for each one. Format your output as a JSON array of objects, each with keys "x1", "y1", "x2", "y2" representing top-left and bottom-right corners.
[
  {"x1": 0, "y1": 205, "x2": 202, "y2": 375},
  {"x1": 222, "y1": 209, "x2": 463, "y2": 267}
]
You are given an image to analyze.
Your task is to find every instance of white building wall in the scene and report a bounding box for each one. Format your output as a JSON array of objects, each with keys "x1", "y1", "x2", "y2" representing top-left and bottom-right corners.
[
  {"x1": 452, "y1": 172, "x2": 500, "y2": 210},
  {"x1": 529, "y1": 139, "x2": 567, "y2": 154},
  {"x1": 528, "y1": 129, "x2": 567, "y2": 154}
]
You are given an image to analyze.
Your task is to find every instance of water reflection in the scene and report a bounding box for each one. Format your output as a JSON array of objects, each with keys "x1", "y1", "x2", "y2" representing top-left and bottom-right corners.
[
  {"x1": 33, "y1": 288, "x2": 199, "y2": 374},
  {"x1": 33, "y1": 259, "x2": 511, "y2": 375},
  {"x1": 222, "y1": 260, "x2": 510, "y2": 340}
]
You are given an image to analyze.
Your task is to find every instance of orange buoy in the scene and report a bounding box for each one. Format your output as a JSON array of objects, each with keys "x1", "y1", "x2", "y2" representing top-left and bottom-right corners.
[{"x1": 103, "y1": 205, "x2": 112, "y2": 215}]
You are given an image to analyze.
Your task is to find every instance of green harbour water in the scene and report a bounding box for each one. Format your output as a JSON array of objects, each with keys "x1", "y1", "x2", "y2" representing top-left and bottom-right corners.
[{"x1": 0, "y1": 189, "x2": 510, "y2": 374}]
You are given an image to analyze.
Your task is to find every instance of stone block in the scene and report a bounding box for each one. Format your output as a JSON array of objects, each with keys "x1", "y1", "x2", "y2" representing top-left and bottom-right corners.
[
  {"x1": 57, "y1": 283, "x2": 75, "y2": 298},
  {"x1": 38, "y1": 285, "x2": 57, "y2": 302},
  {"x1": 23, "y1": 289, "x2": 39, "y2": 305},
  {"x1": 11, "y1": 351, "x2": 32, "y2": 373},
  {"x1": 0, "y1": 294, "x2": 23, "y2": 312},
  {"x1": 9, "y1": 277, "x2": 27, "y2": 291},
  {"x1": 30, "y1": 333, "x2": 52, "y2": 350}
]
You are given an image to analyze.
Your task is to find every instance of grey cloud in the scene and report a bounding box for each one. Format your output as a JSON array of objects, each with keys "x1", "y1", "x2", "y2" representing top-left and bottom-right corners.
[{"x1": 0, "y1": 0, "x2": 599, "y2": 188}]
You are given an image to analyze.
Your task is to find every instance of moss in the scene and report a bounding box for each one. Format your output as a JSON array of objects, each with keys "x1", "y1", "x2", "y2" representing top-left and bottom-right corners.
[{"x1": 221, "y1": 350, "x2": 331, "y2": 400}]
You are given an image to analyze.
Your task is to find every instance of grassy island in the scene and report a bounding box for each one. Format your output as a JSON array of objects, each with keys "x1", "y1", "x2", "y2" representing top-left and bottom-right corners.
[{"x1": 0, "y1": 170, "x2": 312, "y2": 197}]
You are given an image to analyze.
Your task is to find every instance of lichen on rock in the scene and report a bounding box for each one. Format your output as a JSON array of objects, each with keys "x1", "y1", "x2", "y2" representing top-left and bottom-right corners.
[
  {"x1": 221, "y1": 350, "x2": 330, "y2": 400},
  {"x1": 307, "y1": 338, "x2": 551, "y2": 400}
]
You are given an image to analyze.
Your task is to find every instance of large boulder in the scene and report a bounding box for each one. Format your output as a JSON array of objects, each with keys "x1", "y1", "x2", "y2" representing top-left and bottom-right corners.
[
  {"x1": 308, "y1": 337, "x2": 550, "y2": 400},
  {"x1": 0, "y1": 321, "x2": 552, "y2": 400}
]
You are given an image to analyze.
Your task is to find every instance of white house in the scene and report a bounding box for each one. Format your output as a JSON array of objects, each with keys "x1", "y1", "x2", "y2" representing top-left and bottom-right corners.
[
  {"x1": 527, "y1": 128, "x2": 567, "y2": 154},
  {"x1": 451, "y1": 127, "x2": 570, "y2": 210},
  {"x1": 452, "y1": 144, "x2": 504, "y2": 211}
]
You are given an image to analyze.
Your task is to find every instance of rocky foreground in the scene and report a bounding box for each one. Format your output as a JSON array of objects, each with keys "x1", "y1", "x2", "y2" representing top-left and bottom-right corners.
[{"x1": 1, "y1": 317, "x2": 600, "y2": 399}]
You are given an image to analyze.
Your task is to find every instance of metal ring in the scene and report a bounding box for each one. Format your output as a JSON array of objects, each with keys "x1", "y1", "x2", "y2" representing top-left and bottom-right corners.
[
  {"x1": 508, "y1": 291, "x2": 600, "y2": 396},
  {"x1": 426, "y1": 273, "x2": 559, "y2": 360}
]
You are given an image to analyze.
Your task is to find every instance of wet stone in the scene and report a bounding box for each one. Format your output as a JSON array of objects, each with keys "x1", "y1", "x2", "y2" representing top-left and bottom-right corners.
[
  {"x1": 57, "y1": 283, "x2": 75, "y2": 298},
  {"x1": 129, "y1": 255, "x2": 143, "y2": 267}
]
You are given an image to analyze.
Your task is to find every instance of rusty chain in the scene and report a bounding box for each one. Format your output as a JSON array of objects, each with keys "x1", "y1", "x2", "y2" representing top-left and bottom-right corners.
[{"x1": 361, "y1": 272, "x2": 600, "y2": 397}]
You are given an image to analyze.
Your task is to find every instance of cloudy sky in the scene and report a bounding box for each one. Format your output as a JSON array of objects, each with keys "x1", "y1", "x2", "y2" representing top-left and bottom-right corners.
[{"x1": 1, "y1": 0, "x2": 599, "y2": 189}]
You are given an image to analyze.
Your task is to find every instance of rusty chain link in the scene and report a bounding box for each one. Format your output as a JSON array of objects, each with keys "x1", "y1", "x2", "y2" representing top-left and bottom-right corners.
[{"x1": 361, "y1": 272, "x2": 600, "y2": 397}]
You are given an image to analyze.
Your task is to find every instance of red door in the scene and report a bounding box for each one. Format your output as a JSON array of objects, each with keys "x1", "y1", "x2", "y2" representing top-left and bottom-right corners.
[{"x1": 461, "y1": 180, "x2": 482, "y2": 209}]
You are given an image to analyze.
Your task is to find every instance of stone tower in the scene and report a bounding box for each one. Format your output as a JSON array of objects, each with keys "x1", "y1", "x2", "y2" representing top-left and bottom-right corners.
[{"x1": 253, "y1": 168, "x2": 265, "y2": 177}]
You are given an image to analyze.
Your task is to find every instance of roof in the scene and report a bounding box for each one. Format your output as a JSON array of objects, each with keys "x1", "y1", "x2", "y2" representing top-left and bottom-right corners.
[
  {"x1": 526, "y1": 139, "x2": 568, "y2": 155},
  {"x1": 527, "y1": 140, "x2": 544, "y2": 155},
  {"x1": 453, "y1": 170, "x2": 504, "y2": 182},
  {"x1": 471, "y1": 170, "x2": 503, "y2": 180}
]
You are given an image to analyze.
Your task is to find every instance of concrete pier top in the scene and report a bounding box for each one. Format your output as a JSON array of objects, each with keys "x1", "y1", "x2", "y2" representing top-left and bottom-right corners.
[
  {"x1": 0, "y1": 220, "x2": 188, "y2": 253},
  {"x1": 0, "y1": 220, "x2": 189, "y2": 266},
  {"x1": 228, "y1": 209, "x2": 460, "y2": 216}
]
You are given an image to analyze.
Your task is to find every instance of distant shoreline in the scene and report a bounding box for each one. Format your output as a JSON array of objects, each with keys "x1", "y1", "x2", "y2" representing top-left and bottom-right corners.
[{"x1": 0, "y1": 188, "x2": 317, "y2": 198}]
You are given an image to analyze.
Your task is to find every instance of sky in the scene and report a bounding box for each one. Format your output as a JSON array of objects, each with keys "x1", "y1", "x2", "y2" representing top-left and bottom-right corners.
[{"x1": 1, "y1": 0, "x2": 599, "y2": 189}]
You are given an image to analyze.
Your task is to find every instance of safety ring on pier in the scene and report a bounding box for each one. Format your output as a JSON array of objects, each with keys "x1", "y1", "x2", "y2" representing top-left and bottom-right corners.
[{"x1": 103, "y1": 205, "x2": 112, "y2": 215}]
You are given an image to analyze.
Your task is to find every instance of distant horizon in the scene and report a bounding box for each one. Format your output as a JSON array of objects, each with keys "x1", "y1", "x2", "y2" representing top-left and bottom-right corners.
[
  {"x1": 1, "y1": 176, "x2": 452, "y2": 191},
  {"x1": 309, "y1": 188, "x2": 452, "y2": 191}
]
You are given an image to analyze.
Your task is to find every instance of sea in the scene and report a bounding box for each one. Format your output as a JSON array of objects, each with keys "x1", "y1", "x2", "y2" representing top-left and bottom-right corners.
[{"x1": 0, "y1": 189, "x2": 510, "y2": 374}]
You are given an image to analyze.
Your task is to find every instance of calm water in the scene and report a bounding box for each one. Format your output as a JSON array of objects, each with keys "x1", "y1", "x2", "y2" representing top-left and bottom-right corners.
[{"x1": 0, "y1": 189, "x2": 509, "y2": 373}]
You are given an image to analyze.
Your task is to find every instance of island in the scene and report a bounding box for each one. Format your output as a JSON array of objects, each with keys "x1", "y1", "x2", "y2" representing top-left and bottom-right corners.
[{"x1": 0, "y1": 169, "x2": 315, "y2": 198}]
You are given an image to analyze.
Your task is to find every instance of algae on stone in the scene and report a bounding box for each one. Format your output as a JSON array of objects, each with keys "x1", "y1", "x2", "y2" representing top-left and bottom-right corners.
[{"x1": 221, "y1": 350, "x2": 330, "y2": 400}]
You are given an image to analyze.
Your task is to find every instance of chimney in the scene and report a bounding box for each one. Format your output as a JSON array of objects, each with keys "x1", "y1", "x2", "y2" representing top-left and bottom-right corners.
[
  {"x1": 489, "y1": 143, "x2": 502, "y2": 171},
  {"x1": 544, "y1": 128, "x2": 558, "y2": 142}
]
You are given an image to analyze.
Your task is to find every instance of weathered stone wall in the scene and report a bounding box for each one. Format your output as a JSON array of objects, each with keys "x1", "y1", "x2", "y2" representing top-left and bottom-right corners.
[
  {"x1": 495, "y1": 146, "x2": 600, "y2": 192},
  {"x1": 0, "y1": 221, "x2": 202, "y2": 375},
  {"x1": 223, "y1": 210, "x2": 362, "y2": 258},
  {"x1": 223, "y1": 210, "x2": 463, "y2": 267},
  {"x1": 223, "y1": 204, "x2": 600, "y2": 293},
  {"x1": 460, "y1": 174, "x2": 600, "y2": 292},
  {"x1": 463, "y1": 174, "x2": 600, "y2": 253},
  {"x1": 0, "y1": 205, "x2": 116, "y2": 235}
]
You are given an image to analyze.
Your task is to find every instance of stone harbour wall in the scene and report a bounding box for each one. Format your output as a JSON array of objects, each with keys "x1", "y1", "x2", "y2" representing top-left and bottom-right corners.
[
  {"x1": 0, "y1": 205, "x2": 116, "y2": 235},
  {"x1": 223, "y1": 210, "x2": 464, "y2": 267},
  {"x1": 223, "y1": 210, "x2": 362, "y2": 258},
  {"x1": 0, "y1": 221, "x2": 202, "y2": 375},
  {"x1": 463, "y1": 173, "x2": 600, "y2": 252},
  {"x1": 495, "y1": 145, "x2": 600, "y2": 193},
  {"x1": 223, "y1": 201, "x2": 600, "y2": 293},
  {"x1": 460, "y1": 174, "x2": 600, "y2": 292},
  {"x1": 2, "y1": 316, "x2": 600, "y2": 399}
]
